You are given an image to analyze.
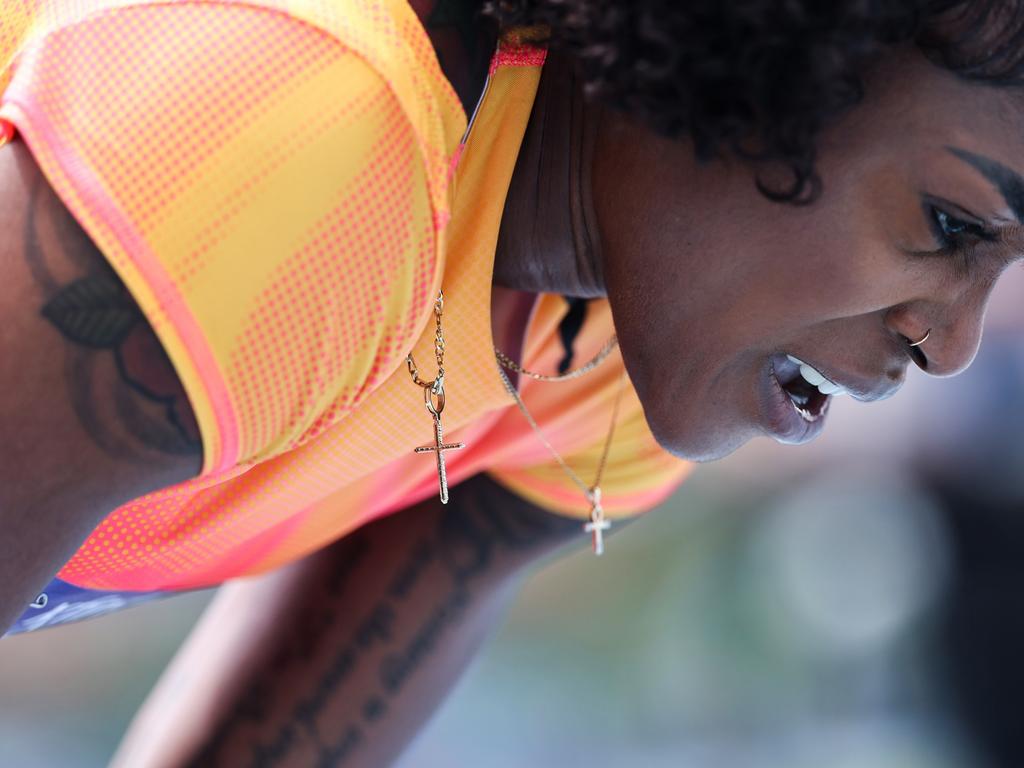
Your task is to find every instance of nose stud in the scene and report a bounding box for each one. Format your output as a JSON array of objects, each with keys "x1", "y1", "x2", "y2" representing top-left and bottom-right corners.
[{"x1": 907, "y1": 328, "x2": 931, "y2": 348}]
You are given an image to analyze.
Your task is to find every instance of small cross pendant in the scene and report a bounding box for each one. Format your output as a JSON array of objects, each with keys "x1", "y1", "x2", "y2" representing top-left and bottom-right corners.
[
  {"x1": 584, "y1": 486, "x2": 612, "y2": 556},
  {"x1": 414, "y1": 411, "x2": 465, "y2": 504}
]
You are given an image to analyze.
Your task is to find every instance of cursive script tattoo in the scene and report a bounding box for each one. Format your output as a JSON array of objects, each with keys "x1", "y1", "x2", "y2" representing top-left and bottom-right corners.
[{"x1": 186, "y1": 475, "x2": 581, "y2": 767}]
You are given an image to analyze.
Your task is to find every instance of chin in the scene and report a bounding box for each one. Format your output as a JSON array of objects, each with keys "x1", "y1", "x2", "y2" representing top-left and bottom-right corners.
[{"x1": 647, "y1": 413, "x2": 754, "y2": 463}]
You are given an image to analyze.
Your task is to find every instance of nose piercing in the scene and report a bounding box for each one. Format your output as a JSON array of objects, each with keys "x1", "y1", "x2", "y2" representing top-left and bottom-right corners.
[{"x1": 907, "y1": 328, "x2": 931, "y2": 348}]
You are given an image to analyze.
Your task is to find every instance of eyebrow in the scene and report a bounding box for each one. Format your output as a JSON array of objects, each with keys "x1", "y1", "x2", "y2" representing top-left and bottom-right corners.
[{"x1": 947, "y1": 146, "x2": 1024, "y2": 223}]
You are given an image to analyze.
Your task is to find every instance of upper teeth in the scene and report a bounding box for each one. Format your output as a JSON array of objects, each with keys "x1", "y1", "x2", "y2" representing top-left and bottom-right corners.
[{"x1": 786, "y1": 355, "x2": 846, "y2": 396}]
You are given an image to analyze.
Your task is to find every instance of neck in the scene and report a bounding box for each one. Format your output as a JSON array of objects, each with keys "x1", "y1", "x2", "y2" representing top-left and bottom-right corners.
[{"x1": 492, "y1": 51, "x2": 607, "y2": 299}]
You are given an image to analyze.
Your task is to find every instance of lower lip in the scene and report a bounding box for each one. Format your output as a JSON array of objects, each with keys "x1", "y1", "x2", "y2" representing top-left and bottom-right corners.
[{"x1": 756, "y1": 357, "x2": 830, "y2": 445}]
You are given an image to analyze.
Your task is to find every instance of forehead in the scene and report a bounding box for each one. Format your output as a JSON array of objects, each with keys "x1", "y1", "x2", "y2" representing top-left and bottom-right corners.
[
  {"x1": 848, "y1": 49, "x2": 1024, "y2": 142},
  {"x1": 818, "y1": 48, "x2": 1024, "y2": 200}
]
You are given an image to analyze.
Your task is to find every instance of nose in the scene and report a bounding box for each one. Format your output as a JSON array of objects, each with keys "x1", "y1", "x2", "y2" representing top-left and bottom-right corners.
[{"x1": 885, "y1": 288, "x2": 989, "y2": 377}]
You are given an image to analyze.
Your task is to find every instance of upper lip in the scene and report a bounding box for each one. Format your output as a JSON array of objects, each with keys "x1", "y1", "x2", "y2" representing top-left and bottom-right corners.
[{"x1": 775, "y1": 352, "x2": 905, "y2": 403}]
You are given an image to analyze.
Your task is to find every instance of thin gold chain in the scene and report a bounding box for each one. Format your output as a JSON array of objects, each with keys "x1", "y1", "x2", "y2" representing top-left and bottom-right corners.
[
  {"x1": 407, "y1": 291, "x2": 446, "y2": 390},
  {"x1": 496, "y1": 363, "x2": 628, "y2": 499},
  {"x1": 494, "y1": 335, "x2": 618, "y2": 382}
]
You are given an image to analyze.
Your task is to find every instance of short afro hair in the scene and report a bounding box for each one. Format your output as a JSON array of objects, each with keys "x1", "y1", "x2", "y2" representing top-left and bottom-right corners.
[{"x1": 484, "y1": 1, "x2": 1024, "y2": 202}]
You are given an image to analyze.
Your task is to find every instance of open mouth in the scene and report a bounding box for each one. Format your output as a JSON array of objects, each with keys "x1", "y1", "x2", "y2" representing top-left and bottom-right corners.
[{"x1": 774, "y1": 354, "x2": 844, "y2": 422}]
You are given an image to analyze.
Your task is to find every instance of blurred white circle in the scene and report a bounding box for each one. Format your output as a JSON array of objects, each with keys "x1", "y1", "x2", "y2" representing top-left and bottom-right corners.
[{"x1": 750, "y1": 464, "x2": 950, "y2": 656}]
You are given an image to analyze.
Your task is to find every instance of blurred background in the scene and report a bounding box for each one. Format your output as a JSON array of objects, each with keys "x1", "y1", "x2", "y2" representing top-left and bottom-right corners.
[{"x1": 3, "y1": 269, "x2": 1024, "y2": 768}]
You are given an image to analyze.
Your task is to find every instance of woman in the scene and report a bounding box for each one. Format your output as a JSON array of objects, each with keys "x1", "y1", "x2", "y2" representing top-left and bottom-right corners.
[{"x1": 0, "y1": 0, "x2": 1021, "y2": 764}]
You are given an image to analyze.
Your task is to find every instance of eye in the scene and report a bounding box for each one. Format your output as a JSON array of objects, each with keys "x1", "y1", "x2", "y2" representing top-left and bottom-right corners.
[
  {"x1": 922, "y1": 203, "x2": 997, "y2": 276},
  {"x1": 928, "y1": 205, "x2": 991, "y2": 251}
]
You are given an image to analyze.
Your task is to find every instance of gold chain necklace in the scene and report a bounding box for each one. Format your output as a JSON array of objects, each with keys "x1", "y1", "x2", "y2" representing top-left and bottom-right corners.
[
  {"x1": 406, "y1": 291, "x2": 464, "y2": 504},
  {"x1": 494, "y1": 338, "x2": 625, "y2": 556},
  {"x1": 407, "y1": 289, "x2": 625, "y2": 558},
  {"x1": 494, "y1": 334, "x2": 618, "y2": 382}
]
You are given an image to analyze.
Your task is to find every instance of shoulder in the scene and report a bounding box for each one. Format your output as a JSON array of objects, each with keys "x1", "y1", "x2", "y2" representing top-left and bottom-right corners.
[
  {"x1": 0, "y1": 137, "x2": 202, "y2": 630},
  {"x1": 1, "y1": 0, "x2": 474, "y2": 473}
]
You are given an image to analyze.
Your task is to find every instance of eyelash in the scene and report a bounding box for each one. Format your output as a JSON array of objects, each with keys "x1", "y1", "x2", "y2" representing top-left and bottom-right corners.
[{"x1": 927, "y1": 204, "x2": 995, "y2": 274}]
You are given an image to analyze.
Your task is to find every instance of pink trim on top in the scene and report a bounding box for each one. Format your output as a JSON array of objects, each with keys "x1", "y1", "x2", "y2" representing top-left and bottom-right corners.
[
  {"x1": 0, "y1": 100, "x2": 240, "y2": 476},
  {"x1": 488, "y1": 42, "x2": 547, "y2": 75},
  {"x1": 446, "y1": 142, "x2": 465, "y2": 181}
]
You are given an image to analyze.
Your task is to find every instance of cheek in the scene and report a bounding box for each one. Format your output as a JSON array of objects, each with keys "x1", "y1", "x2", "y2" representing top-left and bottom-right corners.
[
  {"x1": 600, "y1": 211, "x2": 772, "y2": 457},
  {"x1": 592, "y1": 119, "x2": 921, "y2": 454},
  {"x1": 729, "y1": 182, "x2": 917, "y2": 329},
  {"x1": 791, "y1": 234, "x2": 922, "y2": 323}
]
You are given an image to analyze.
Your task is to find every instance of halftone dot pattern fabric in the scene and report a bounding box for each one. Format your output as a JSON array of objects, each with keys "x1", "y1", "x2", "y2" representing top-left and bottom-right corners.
[
  {"x1": 0, "y1": 0, "x2": 462, "y2": 476},
  {"x1": 0, "y1": 2, "x2": 692, "y2": 593}
]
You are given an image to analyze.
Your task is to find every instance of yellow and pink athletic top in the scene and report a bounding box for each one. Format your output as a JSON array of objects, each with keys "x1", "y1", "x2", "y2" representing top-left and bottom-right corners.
[{"x1": 0, "y1": 0, "x2": 692, "y2": 606}]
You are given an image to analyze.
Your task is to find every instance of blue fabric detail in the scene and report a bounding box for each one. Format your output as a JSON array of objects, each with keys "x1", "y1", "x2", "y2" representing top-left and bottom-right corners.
[{"x1": 5, "y1": 578, "x2": 170, "y2": 636}]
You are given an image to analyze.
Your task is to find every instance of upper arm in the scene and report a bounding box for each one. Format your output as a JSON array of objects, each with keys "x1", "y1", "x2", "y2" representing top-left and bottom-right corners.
[
  {"x1": 0, "y1": 0, "x2": 466, "y2": 597},
  {"x1": 1, "y1": 1, "x2": 465, "y2": 477},
  {"x1": 0, "y1": 140, "x2": 201, "y2": 631}
]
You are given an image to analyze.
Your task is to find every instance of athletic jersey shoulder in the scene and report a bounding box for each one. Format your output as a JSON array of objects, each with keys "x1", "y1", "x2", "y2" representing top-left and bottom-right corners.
[
  {"x1": 2, "y1": 27, "x2": 692, "y2": 628},
  {"x1": 0, "y1": 0, "x2": 468, "y2": 478}
]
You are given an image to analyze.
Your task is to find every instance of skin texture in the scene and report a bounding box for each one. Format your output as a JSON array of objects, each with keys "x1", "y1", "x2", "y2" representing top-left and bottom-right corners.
[
  {"x1": 0, "y1": 140, "x2": 202, "y2": 633},
  {"x1": 110, "y1": 473, "x2": 585, "y2": 768},
  {"x1": 9, "y1": 4, "x2": 1024, "y2": 765},
  {"x1": 494, "y1": 51, "x2": 605, "y2": 298},
  {"x1": 495, "y1": 47, "x2": 1024, "y2": 461}
]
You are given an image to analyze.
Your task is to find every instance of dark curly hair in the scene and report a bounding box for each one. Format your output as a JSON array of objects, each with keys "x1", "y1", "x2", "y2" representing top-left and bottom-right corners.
[{"x1": 483, "y1": 0, "x2": 1024, "y2": 203}]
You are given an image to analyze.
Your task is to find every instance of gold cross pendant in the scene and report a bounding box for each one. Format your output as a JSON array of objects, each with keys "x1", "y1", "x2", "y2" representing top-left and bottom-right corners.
[
  {"x1": 414, "y1": 382, "x2": 464, "y2": 504},
  {"x1": 584, "y1": 486, "x2": 612, "y2": 556}
]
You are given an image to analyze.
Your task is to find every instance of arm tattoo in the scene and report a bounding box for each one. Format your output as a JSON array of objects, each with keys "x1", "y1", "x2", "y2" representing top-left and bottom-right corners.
[
  {"x1": 23, "y1": 176, "x2": 202, "y2": 467},
  {"x1": 187, "y1": 477, "x2": 580, "y2": 767}
]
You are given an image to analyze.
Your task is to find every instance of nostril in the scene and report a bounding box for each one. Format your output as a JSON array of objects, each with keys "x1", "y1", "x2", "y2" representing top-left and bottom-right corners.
[{"x1": 903, "y1": 338, "x2": 928, "y2": 371}]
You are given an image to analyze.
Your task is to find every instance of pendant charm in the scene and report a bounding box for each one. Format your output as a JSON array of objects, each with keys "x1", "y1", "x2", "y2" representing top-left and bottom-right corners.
[
  {"x1": 414, "y1": 380, "x2": 465, "y2": 504},
  {"x1": 584, "y1": 486, "x2": 612, "y2": 556}
]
